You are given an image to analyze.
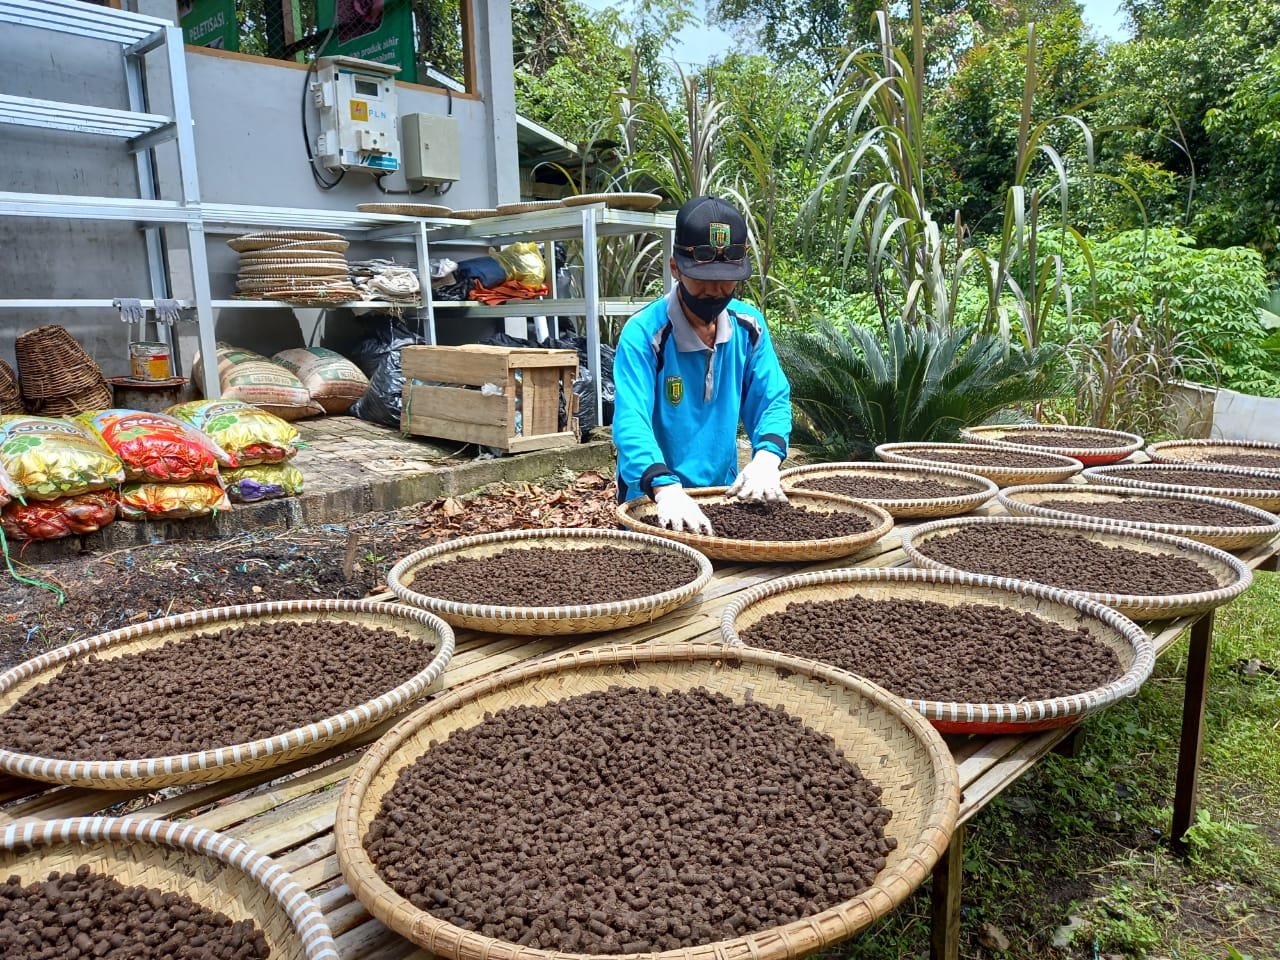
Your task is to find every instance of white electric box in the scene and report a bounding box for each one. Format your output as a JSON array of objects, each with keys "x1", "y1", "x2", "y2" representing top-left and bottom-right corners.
[
  {"x1": 401, "y1": 112, "x2": 462, "y2": 185},
  {"x1": 312, "y1": 56, "x2": 401, "y2": 175}
]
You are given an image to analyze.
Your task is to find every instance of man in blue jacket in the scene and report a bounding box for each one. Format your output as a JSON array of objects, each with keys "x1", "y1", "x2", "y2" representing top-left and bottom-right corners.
[{"x1": 613, "y1": 195, "x2": 792, "y2": 534}]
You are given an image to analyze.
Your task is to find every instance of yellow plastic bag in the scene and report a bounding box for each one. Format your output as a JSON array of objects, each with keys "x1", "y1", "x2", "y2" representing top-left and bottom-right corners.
[
  {"x1": 165, "y1": 400, "x2": 299, "y2": 467},
  {"x1": 117, "y1": 480, "x2": 231, "y2": 520},
  {"x1": 491, "y1": 242, "x2": 546, "y2": 286},
  {"x1": 0, "y1": 415, "x2": 125, "y2": 500},
  {"x1": 222, "y1": 463, "x2": 304, "y2": 503}
]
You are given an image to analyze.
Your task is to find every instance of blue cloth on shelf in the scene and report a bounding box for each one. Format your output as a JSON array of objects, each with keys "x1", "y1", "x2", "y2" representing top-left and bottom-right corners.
[{"x1": 453, "y1": 256, "x2": 508, "y2": 288}]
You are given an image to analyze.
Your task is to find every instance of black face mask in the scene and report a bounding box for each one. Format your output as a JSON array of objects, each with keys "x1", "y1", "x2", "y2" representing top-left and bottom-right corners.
[{"x1": 678, "y1": 281, "x2": 731, "y2": 323}]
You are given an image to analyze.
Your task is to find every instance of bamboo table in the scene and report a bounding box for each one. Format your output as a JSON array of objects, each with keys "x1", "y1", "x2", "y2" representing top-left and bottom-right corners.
[{"x1": 0, "y1": 521, "x2": 1275, "y2": 960}]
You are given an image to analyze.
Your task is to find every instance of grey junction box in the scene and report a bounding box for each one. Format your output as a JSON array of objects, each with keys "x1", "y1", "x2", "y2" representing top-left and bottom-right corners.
[{"x1": 401, "y1": 112, "x2": 462, "y2": 184}]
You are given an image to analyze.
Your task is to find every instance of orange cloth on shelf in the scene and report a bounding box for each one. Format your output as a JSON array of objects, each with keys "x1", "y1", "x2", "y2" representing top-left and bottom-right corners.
[{"x1": 468, "y1": 281, "x2": 550, "y2": 306}]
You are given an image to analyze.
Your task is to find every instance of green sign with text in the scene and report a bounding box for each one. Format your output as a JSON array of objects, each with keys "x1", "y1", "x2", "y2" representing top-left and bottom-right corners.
[
  {"x1": 178, "y1": 0, "x2": 239, "y2": 51},
  {"x1": 317, "y1": 0, "x2": 417, "y2": 83}
]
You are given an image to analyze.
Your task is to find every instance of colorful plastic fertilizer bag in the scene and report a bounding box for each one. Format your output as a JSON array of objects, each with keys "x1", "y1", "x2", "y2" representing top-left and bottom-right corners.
[
  {"x1": 1, "y1": 490, "x2": 118, "y2": 540},
  {"x1": 165, "y1": 400, "x2": 299, "y2": 467},
  {"x1": 272, "y1": 347, "x2": 368, "y2": 414},
  {"x1": 0, "y1": 415, "x2": 125, "y2": 500},
  {"x1": 0, "y1": 459, "x2": 16, "y2": 508},
  {"x1": 222, "y1": 463, "x2": 304, "y2": 503},
  {"x1": 117, "y1": 481, "x2": 231, "y2": 520},
  {"x1": 76, "y1": 408, "x2": 230, "y2": 483}
]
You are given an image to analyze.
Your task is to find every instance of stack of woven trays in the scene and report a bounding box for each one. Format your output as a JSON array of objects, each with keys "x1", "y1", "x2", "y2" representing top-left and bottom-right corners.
[
  {"x1": 0, "y1": 359, "x2": 22, "y2": 413},
  {"x1": 14, "y1": 324, "x2": 112, "y2": 416},
  {"x1": 228, "y1": 230, "x2": 360, "y2": 304}
]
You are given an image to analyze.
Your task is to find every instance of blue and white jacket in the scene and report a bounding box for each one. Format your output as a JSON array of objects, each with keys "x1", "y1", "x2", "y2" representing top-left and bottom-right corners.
[{"x1": 613, "y1": 291, "x2": 791, "y2": 501}]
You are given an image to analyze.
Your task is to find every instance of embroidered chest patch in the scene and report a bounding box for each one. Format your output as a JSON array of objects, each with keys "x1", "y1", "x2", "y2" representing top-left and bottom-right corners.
[{"x1": 665, "y1": 375, "x2": 684, "y2": 405}]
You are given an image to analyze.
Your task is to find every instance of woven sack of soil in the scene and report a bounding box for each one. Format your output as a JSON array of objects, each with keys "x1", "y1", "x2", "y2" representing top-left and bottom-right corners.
[
  {"x1": 0, "y1": 599, "x2": 454, "y2": 788},
  {"x1": 780, "y1": 461, "x2": 997, "y2": 519},
  {"x1": 1146, "y1": 438, "x2": 1280, "y2": 472},
  {"x1": 388, "y1": 527, "x2": 713, "y2": 635},
  {"x1": 996, "y1": 483, "x2": 1280, "y2": 552},
  {"x1": 0, "y1": 817, "x2": 338, "y2": 959},
  {"x1": 193, "y1": 343, "x2": 323, "y2": 420},
  {"x1": 335, "y1": 644, "x2": 958, "y2": 960},
  {"x1": 721, "y1": 565, "x2": 1155, "y2": 735},
  {"x1": 901, "y1": 515, "x2": 1252, "y2": 620},
  {"x1": 616, "y1": 487, "x2": 893, "y2": 562},
  {"x1": 960, "y1": 423, "x2": 1143, "y2": 467},
  {"x1": 14, "y1": 324, "x2": 110, "y2": 403},
  {"x1": 0, "y1": 360, "x2": 21, "y2": 414},
  {"x1": 272, "y1": 346, "x2": 369, "y2": 414}
]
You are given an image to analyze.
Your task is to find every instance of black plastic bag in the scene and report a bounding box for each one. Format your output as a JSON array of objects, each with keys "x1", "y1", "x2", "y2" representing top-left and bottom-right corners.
[{"x1": 347, "y1": 315, "x2": 429, "y2": 428}]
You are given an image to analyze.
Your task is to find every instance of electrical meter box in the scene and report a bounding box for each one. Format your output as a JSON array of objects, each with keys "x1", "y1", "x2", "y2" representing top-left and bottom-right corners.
[
  {"x1": 401, "y1": 112, "x2": 462, "y2": 185},
  {"x1": 312, "y1": 56, "x2": 401, "y2": 175}
]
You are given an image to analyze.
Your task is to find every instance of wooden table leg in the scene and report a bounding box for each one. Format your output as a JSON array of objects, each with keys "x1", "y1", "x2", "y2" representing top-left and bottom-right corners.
[
  {"x1": 1171, "y1": 610, "x2": 1214, "y2": 854},
  {"x1": 930, "y1": 822, "x2": 965, "y2": 960}
]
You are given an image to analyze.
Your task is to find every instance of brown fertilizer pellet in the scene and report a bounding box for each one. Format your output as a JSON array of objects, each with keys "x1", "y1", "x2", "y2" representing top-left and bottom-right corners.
[
  {"x1": 0, "y1": 620, "x2": 432, "y2": 761},
  {"x1": 902, "y1": 447, "x2": 1071, "y2": 468},
  {"x1": 1121, "y1": 467, "x2": 1280, "y2": 491},
  {"x1": 1034, "y1": 496, "x2": 1261, "y2": 527},
  {"x1": 740, "y1": 596, "x2": 1122, "y2": 703},
  {"x1": 0, "y1": 866, "x2": 270, "y2": 959},
  {"x1": 997, "y1": 430, "x2": 1132, "y2": 448},
  {"x1": 914, "y1": 524, "x2": 1220, "y2": 596},
  {"x1": 365, "y1": 686, "x2": 895, "y2": 954},
  {"x1": 794, "y1": 474, "x2": 979, "y2": 501},
  {"x1": 404, "y1": 546, "x2": 701, "y2": 605}
]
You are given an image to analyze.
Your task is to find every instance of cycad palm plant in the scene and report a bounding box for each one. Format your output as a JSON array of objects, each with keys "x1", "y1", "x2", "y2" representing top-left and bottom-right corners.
[{"x1": 779, "y1": 319, "x2": 1065, "y2": 460}]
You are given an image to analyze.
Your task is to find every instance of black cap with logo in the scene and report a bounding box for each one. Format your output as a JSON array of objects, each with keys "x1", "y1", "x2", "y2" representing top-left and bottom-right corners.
[{"x1": 673, "y1": 195, "x2": 753, "y2": 281}]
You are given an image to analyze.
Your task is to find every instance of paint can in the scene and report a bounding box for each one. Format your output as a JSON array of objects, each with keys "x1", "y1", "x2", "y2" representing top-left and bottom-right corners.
[{"x1": 129, "y1": 341, "x2": 172, "y2": 381}]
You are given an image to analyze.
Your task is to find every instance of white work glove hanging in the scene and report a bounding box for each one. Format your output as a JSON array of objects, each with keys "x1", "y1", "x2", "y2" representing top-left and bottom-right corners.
[
  {"x1": 653, "y1": 484, "x2": 714, "y2": 535},
  {"x1": 727, "y1": 450, "x2": 787, "y2": 502}
]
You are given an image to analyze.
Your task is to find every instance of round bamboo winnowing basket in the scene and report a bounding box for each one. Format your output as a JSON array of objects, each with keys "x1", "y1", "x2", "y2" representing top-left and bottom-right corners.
[
  {"x1": 874, "y1": 442, "x2": 1084, "y2": 487},
  {"x1": 997, "y1": 483, "x2": 1280, "y2": 551},
  {"x1": 388, "y1": 528, "x2": 713, "y2": 635},
  {"x1": 1083, "y1": 462, "x2": 1280, "y2": 512},
  {"x1": 960, "y1": 424, "x2": 1143, "y2": 466},
  {"x1": 779, "y1": 461, "x2": 997, "y2": 519},
  {"x1": 616, "y1": 487, "x2": 893, "y2": 562},
  {"x1": 900, "y1": 515, "x2": 1252, "y2": 621},
  {"x1": 0, "y1": 599, "x2": 455, "y2": 789},
  {"x1": 0, "y1": 818, "x2": 337, "y2": 960},
  {"x1": 720, "y1": 566, "x2": 1154, "y2": 735},
  {"x1": 1146, "y1": 439, "x2": 1280, "y2": 472},
  {"x1": 334, "y1": 644, "x2": 959, "y2": 960}
]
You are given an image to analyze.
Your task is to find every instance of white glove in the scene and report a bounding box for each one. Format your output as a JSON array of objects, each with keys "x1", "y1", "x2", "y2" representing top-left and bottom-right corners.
[
  {"x1": 653, "y1": 484, "x2": 714, "y2": 535},
  {"x1": 727, "y1": 450, "x2": 787, "y2": 502}
]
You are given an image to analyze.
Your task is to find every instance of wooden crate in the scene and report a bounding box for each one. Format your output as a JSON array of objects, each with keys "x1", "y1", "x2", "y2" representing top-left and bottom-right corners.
[{"x1": 401, "y1": 344, "x2": 580, "y2": 452}]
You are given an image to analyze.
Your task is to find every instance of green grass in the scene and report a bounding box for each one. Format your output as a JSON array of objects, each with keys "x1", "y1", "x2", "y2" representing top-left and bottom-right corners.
[{"x1": 840, "y1": 570, "x2": 1280, "y2": 960}]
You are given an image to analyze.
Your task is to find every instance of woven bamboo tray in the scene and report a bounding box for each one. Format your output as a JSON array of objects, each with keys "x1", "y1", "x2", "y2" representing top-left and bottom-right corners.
[
  {"x1": 900, "y1": 515, "x2": 1252, "y2": 621},
  {"x1": 334, "y1": 644, "x2": 959, "y2": 960},
  {"x1": 960, "y1": 424, "x2": 1143, "y2": 466},
  {"x1": 997, "y1": 483, "x2": 1280, "y2": 551},
  {"x1": 0, "y1": 599, "x2": 455, "y2": 789},
  {"x1": 875, "y1": 442, "x2": 1084, "y2": 487},
  {"x1": 562, "y1": 192, "x2": 663, "y2": 211},
  {"x1": 388, "y1": 528, "x2": 713, "y2": 635},
  {"x1": 1083, "y1": 462, "x2": 1280, "y2": 512},
  {"x1": 1147, "y1": 439, "x2": 1280, "y2": 471},
  {"x1": 720, "y1": 566, "x2": 1154, "y2": 734},
  {"x1": 780, "y1": 461, "x2": 997, "y2": 518},
  {"x1": 356, "y1": 202, "x2": 454, "y2": 217},
  {"x1": 0, "y1": 817, "x2": 337, "y2": 959},
  {"x1": 617, "y1": 487, "x2": 893, "y2": 562},
  {"x1": 227, "y1": 231, "x2": 345, "y2": 252}
]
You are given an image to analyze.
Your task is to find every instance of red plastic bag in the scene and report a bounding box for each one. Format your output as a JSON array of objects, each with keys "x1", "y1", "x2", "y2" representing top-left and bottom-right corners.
[
  {"x1": 1, "y1": 490, "x2": 118, "y2": 540},
  {"x1": 77, "y1": 409, "x2": 229, "y2": 483}
]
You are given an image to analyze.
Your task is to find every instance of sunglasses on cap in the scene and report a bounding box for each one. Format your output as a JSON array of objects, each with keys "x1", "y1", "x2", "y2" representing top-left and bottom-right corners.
[{"x1": 676, "y1": 242, "x2": 748, "y2": 263}]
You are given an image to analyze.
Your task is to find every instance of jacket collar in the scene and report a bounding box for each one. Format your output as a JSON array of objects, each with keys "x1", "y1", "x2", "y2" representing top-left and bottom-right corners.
[{"x1": 665, "y1": 289, "x2": 732, "y2": 351}]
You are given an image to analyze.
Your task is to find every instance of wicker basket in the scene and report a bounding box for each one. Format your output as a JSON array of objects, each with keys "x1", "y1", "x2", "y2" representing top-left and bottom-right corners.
[
  {"x1": 780, "y1": 461, "x2": 997, "y2": 519},
  {"x1": 20, "y1": 381, "x2": 114, "y2": 417},
  {"x1": 0, "y1": 599, "x2": 455, "y2": 789},
  {"x1": 14, "y1": 324, "x2": 110, "y2": 403},
  {"x1": 960, "y1": 424, "x2": 1143, "y2": 466},
  {"x1": 0, "y1": 359, "x2": 21, "y2": 414},
  {"x1": 720, "y1": 566, "x2": 1154, "y2": 734},
  {"x1": 0, "y1": 817, "x2": 337, "y2": 959},
  {"x1": 334, "y1": 644, "x2": 959, "y2": 960},
  {"x1": 900, "y1": 515, "x2": 1252, "y2": 621},
  {"x1": 875, "y1": 442, "x2": 1083, "y2": 487},
  {"x1": 388, "y1": 528, "x2": 713, "y2": 635},
  {"x1": 1147, "y1": 439, "x2": 1280, "y2": 471},
  {"x1": 617, "y1": 487, "x2": 893, "y2": 562},
  {"x1": 1083, "y1": 462, "x2": 1280, "y2": 512},
  {"x1": 997, "y1": 483, "x2": 1280, "y2": 551}
]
